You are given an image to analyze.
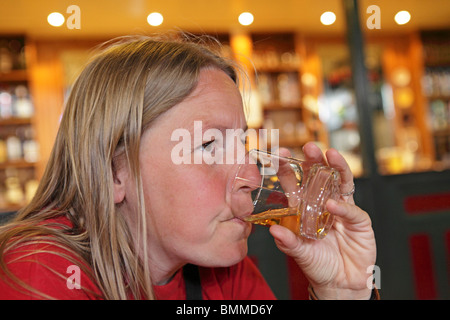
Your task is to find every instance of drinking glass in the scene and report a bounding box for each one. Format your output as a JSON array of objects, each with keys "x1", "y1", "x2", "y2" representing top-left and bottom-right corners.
[{"x1": 232, "y1": 149, "x2": 341, "y2": 240}]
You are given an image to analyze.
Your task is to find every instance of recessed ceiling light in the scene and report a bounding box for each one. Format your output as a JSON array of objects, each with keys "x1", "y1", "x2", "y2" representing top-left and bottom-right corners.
[
  {"x1": 47, "y1": 12, "x2": 65, "y2": 27},
  {"x1": 395, "y1": 11, "x2": 411, "y2": 25},
  {"x1": 147, "y1": 12, "x2": 164, "y2": 26},
  {"x1": 320, "y1": 11, "x2": 336, "y2": 26},
  {"x1": 238, "y1": 12, "x2": 254, "y2": 26}
]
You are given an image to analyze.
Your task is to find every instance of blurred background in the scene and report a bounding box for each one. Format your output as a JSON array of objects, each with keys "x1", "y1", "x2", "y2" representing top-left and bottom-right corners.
[{"x1": 0, "y1": 0, "x2": 449, "y2": 299}]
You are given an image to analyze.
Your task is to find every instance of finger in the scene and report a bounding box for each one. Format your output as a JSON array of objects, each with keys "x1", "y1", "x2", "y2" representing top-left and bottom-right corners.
[
  {"x1": 272, "y1": 147, "x2": 295, "y2": 181},
  {"x1": 276, "y1": 148, "x2": 302, "y2": 207},
  {"x1": 326, "y1": 199, "x2": 371, "y2": 228},
  {"x1": 302, "y1": 142, "x2": 327, "y2": 165},
  {"x1": 325, "y1": 148, "x2": 355, "y2": 202},
  {"x1": 277, "y1": 147, "x2": 292, "y2": 158},
  {"x1": 325, "y1": 148, "x2": 353, "y2": 186},
  {"x1": 269, "y1": 225, "x2": 304, "y2": 258}
]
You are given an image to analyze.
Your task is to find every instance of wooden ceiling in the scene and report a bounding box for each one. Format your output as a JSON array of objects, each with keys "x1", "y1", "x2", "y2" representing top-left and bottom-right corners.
[{"x1": 1, "y1": 0, "x2": 449, "y2": 39}]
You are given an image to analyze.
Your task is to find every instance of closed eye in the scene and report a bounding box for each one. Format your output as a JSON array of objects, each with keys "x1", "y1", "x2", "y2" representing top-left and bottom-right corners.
[{"x1": 201, "y1": 139, "x2": 215, "y2": 151}]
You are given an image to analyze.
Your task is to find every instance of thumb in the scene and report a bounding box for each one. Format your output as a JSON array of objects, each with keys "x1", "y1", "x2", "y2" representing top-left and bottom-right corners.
[{"x1": 269, "y1": 225, "x2": 305, "y2": 259}]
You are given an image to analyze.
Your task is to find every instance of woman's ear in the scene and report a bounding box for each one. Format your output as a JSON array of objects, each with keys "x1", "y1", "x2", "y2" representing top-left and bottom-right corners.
[{"x1": 112, "y1": 158, "x2": 127, "y2": 204}]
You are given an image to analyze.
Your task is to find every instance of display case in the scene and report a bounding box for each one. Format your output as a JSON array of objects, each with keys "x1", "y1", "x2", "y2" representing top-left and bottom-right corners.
[
  {"x1": 314, "y1": 39, "x2": 364, "y2": 176},
  {"x1": 245, "y1": 33, "x2": 329, "y2": 158},
  {"x1": 252, "y1": 33, "x2": 302, "y2": 150},
  {"x1": 0, "y1": 35, "x2": 39, "y2": 212},
  {"x1": 421, "y1": 30, "x2": 450, "y2": 169}
]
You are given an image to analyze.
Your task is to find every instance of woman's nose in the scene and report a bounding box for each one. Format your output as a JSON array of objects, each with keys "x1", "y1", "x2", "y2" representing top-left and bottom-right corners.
[
  {"x1": 229, "y1": 155, "x2": 261, "y2": 216},
  {"x1": 232, "y1": 155, "x2": 262, "y2": 193}
]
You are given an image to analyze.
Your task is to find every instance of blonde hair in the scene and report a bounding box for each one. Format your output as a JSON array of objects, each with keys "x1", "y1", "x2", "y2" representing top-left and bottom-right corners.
[{"x1": 0, "y1": 34, "x2": 238, "y2": 299}]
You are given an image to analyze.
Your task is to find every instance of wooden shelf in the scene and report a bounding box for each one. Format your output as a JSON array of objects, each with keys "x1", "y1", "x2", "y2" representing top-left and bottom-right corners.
[
  {"x1": 277, "y1": 138, "x2": 310, "y2": 148},
  {"x1": 0, "y1": 117, "x2": 33, "y2": 126},
  {"x1": 263, "y1": 102, "x2": 302, "y2": 111},
  {"x1": 0, "y1": 69, "x2": 28, "y2": 82},
  {"x1": 432, "y1": 128, "x2": 450, "y2": 136},
  {"x1": 0, "y1": 160, "x2": 36, "y2": 170},
  {"x1": 426, "y1": 95, "x2": 450, "y2": 101},
  {"x1": 256, "y1": 66, "x2": 300, "y2": 73}
]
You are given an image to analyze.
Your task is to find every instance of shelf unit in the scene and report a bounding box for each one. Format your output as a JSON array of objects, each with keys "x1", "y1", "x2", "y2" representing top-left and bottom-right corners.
[
  {"x1": 243, "y1": 32, "x2": 327, "y2": 155},
  {"x1": 0, "y1": 31, "x2": 448, "y2": 214},
  {"x1": 421, "y1": 30, "x2": 450, "y2": 168},
  {"x1": 0, "y1": 35, "x2": 39, "y2": 213}
]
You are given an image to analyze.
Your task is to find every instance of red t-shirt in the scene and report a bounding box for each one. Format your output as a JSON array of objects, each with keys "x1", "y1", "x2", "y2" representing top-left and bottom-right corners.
[
  {"x1": 154, "y1": 257, "x2": 276, "y2": 300},
  {"x1": 0, "y1": 217, "x2": 275, "y2": 300}
]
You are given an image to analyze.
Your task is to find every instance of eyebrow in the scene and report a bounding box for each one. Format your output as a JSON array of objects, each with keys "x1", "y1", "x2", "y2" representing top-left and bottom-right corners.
[{"x1": 187, "y1": 121, "x2": 248, "y2": 134}]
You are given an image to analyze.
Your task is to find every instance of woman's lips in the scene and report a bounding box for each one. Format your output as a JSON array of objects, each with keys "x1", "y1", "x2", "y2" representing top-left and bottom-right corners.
[
  {"x1": 224, "y1": 212, "x2": 252, "y2": 223},
  {"x1": 230, "y1": 216, "x2": 251, "y2": 227}
]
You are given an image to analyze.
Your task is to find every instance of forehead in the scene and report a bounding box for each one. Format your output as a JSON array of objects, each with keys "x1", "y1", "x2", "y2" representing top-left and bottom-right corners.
[{"x1": 172, "y1": 68, "x2": 245, "y2": 129}]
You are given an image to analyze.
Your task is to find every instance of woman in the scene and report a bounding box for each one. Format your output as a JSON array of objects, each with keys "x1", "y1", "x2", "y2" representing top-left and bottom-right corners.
[{"x1": 0, "y1": 35, "x2": 376, "y2": 300}]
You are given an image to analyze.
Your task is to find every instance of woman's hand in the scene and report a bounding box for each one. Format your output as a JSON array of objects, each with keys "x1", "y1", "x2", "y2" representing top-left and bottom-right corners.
[{"x1": 270, "y1": 142, "x2": 377, "y2": 299}]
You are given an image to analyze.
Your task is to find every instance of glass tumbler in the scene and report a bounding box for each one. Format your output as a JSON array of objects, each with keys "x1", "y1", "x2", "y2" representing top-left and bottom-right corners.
[{"x1": 232, "y1": 149, "x2": 341, "y2": 240}]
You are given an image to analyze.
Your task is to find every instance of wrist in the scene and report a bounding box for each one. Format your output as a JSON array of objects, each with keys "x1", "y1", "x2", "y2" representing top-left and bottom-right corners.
[{"x1": 309, "y1": 285, "x2": 376, "y2": 300}]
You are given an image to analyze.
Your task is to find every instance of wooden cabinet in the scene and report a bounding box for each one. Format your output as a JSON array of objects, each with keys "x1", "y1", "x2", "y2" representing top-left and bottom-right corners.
[
  {"x1": 229, "y1": 31, "x2": 450, "y2": 175},
  {"x1": 1, "y1": 31, "x2": 448, "y2": 213},
  {"x1": 229, "y1": 32, "x2": 328, "y2": 156},
  {"x1": 0, "y1": 36, "x2": 39, "y2": 212},
  {"x1": 378, "y1": 32, "x2": 449, "y2": 174},
  {"x1": 251, "y1": 33, "x2": 305, "y2": 149},
  {"x1": 421, "y1": 30, "x2": 450, "y2": 169}
]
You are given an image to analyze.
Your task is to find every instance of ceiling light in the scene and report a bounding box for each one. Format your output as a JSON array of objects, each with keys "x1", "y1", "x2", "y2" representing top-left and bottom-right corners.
[
  {"x1": 147, "y1": 12, "x2": 164, "y2": 26},
  {"x1": 47, "y1": 12, "x2": 65, "y2": 27},
  {"x1": 238, "y1": 12, "x2": 254, "y2": 26},
  {"x1": 394, "y1": 11, "x2": 411, "y2": 25},
  {"x1": 320, "y1": 11, "x2": 336, "y2": 25}
]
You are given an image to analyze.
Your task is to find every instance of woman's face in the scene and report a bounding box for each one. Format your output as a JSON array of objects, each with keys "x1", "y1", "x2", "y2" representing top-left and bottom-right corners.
[{"x1": 124, "y1": 68, "x2": 255, "y2": 278}]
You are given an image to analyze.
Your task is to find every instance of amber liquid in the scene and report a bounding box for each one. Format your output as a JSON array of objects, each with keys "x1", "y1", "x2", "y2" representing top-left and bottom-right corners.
[
  {"x1": 242, "y1": 207, "x2": 332, "y2": 238},
  {"x1": 242, "y1": 208, "x2": 300, "y2": 234}
]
